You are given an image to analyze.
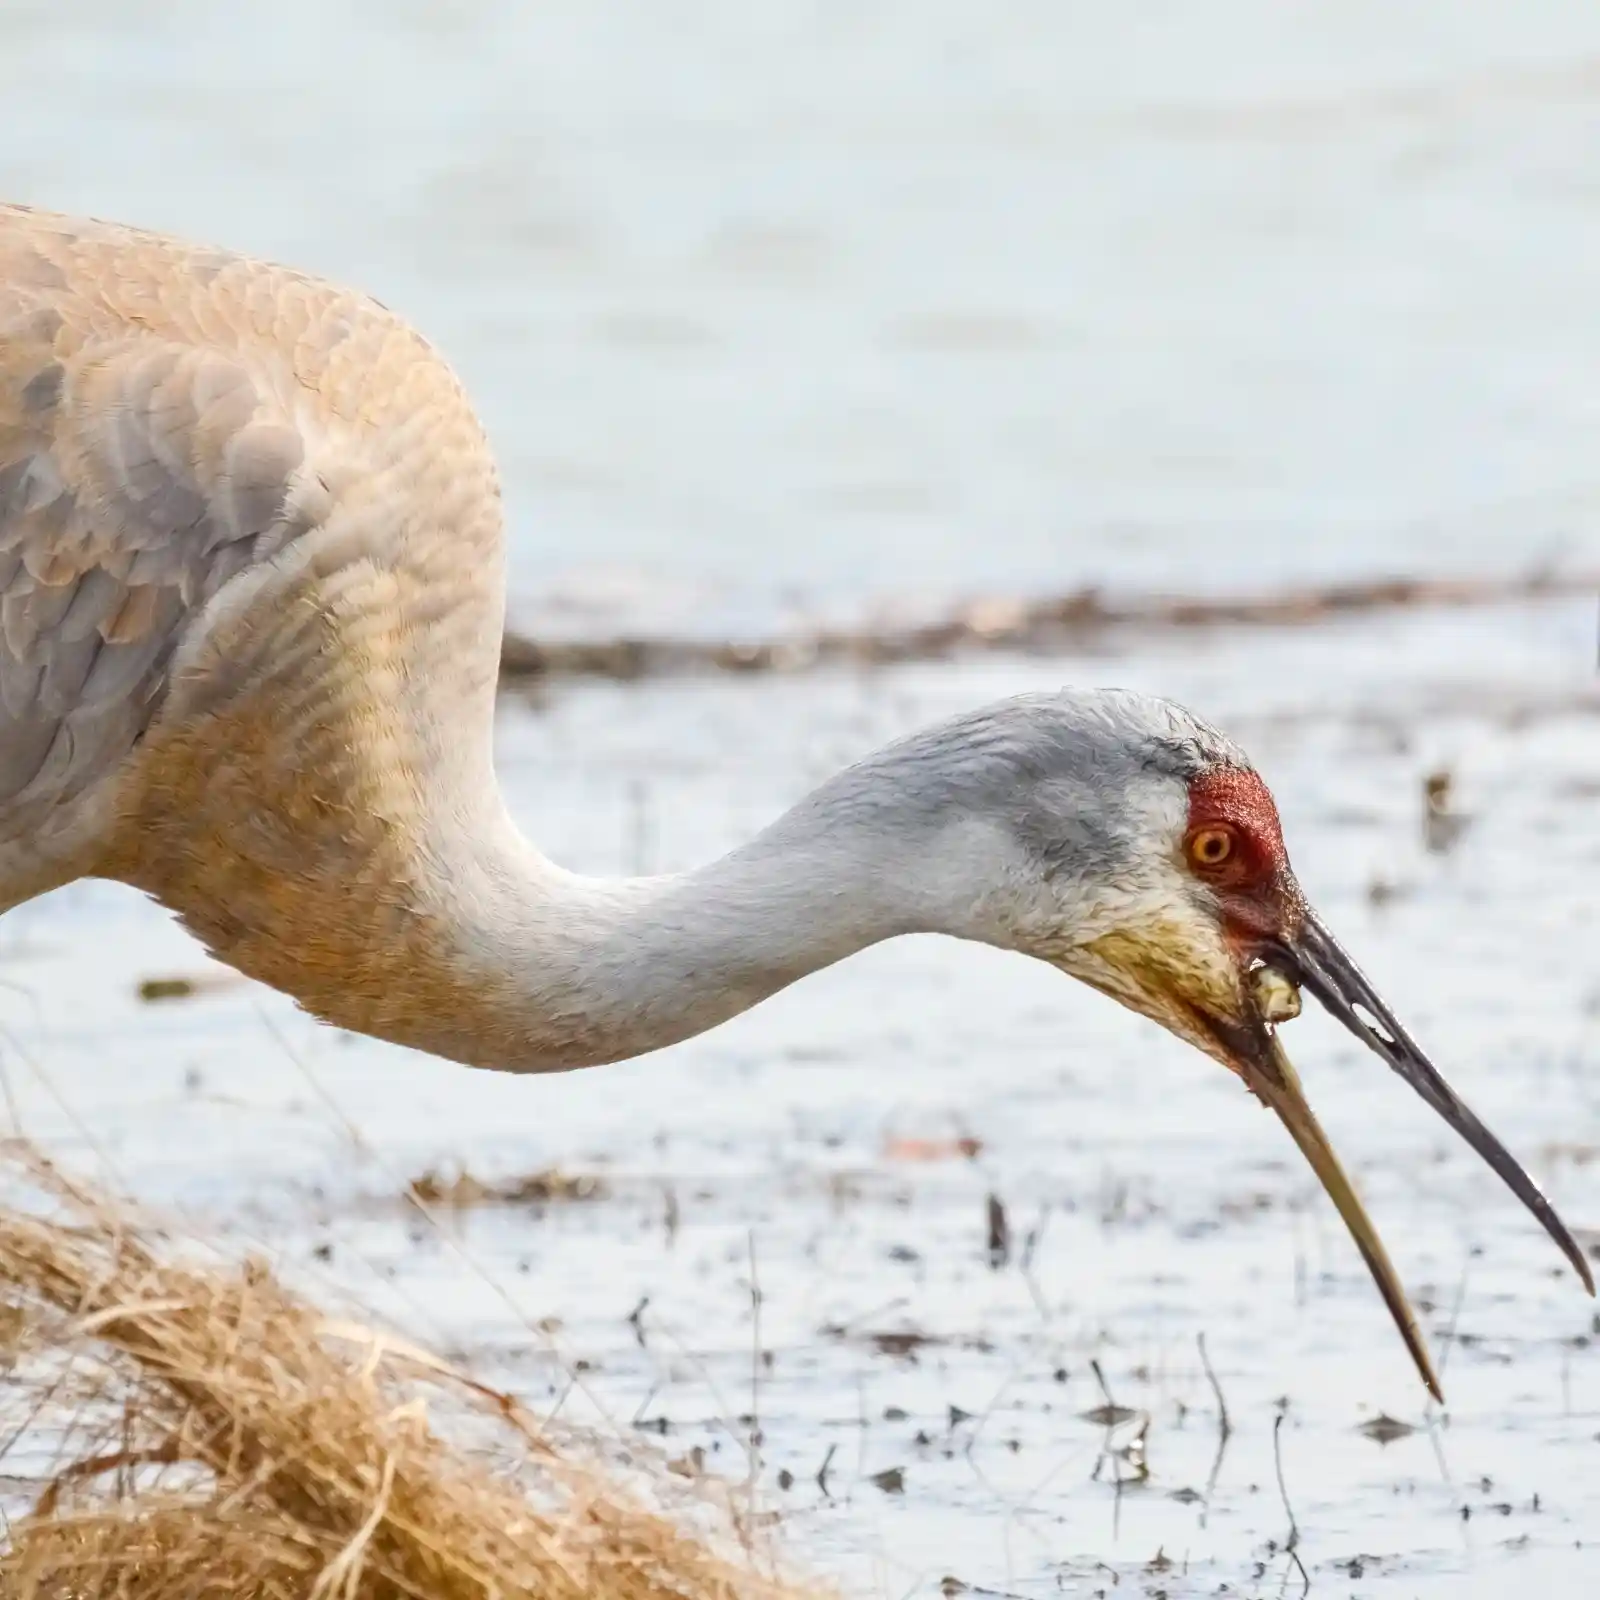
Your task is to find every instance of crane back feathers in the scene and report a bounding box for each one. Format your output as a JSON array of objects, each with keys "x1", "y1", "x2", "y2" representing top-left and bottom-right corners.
[
  {"x1": 0, "y1": 201, "x2": 500, "y2": 856},
  {"x1": 0, "y1": 201, "x2": 519, "y2": 1056}
]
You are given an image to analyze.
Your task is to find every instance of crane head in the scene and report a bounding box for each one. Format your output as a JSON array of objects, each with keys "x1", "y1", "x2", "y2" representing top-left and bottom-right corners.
[
  {"x1": 822, "y1": 686, "x2": 1588, "y2": 1396},
  {"x1": 1026, "y1": 717, "x2": 1594, "y2": 1401}
]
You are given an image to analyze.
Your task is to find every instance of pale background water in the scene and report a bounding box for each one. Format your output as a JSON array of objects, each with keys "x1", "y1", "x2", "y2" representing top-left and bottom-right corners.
[
  {"x1": 7, "y1": 2, "x2": 1600, "y2": 630},
  {"x1": 3, "y1": 6, "x2": 1600, "y2": 1597}
]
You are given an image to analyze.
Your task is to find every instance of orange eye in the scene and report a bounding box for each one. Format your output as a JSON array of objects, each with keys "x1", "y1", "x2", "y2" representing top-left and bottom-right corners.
[{"x1": 1188, "y1": 827, "x2": 1235, "y2": 869}]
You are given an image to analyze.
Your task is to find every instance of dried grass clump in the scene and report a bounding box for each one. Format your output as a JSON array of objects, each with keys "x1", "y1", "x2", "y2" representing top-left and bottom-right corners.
[{"x1": 0, "y1": 1145, "x2": 824, "y2": 1600}]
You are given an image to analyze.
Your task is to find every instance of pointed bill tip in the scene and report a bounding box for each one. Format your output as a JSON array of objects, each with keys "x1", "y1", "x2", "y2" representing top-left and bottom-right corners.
[
  {"x1": 1244, "y1": 1029, "x2": 1443, "y2": 1402},
  {"x1": 1274, "y1": 910, "x2": 1595, "y2": 1300}
]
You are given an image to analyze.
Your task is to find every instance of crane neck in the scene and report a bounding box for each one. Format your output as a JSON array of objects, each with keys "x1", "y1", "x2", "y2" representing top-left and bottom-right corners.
[
  {"x1": 416, "y1": 777, "x2": 990, "y2": 1073},
  {"x1": 115, "y1": 656, "x2": 1027, "y2": 1075}
]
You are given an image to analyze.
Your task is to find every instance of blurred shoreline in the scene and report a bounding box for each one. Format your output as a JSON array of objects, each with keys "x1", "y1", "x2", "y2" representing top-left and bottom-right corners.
[{"x1": 500, "y1": 566, "x2": 1599, "y2": 685}]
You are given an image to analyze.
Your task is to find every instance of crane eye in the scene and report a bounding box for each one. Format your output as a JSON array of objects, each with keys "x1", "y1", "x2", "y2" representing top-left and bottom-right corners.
[{"x1": 1188, "y1": 827, "x2": 1235, "y2": 869}]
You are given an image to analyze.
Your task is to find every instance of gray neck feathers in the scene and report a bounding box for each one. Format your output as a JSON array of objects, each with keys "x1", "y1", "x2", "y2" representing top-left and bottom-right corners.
[
  {"x1": 428, "y1": 689, "x2": 1238, "y2": 1073},
  {"x1": 450, "y1": 770, "x2": 1013, "y2": 1072}
]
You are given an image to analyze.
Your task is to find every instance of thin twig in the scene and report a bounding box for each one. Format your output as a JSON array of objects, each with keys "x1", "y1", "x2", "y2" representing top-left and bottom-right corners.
[
  {"x1": 1273, "y1": 1408, "x2": 1310, "y2": 1597},
  {"x1": 1196, "y1": 1334, "x2": 1232, "y2": 1528},
  {"x1": 1425, "y1": 1261, "x2": 1469, "y2": 1511},
  {"x1": 746, "y1": 1230, "x2": 763, "y2": 1510},
  {"x1": 962, "y1": 1364, "x2": 1022, "y2": 1460},
  {"x1": 814, "y1": 1444, "x2": 836, "y2": 1499},
  {"x1": 1089, "y1": 1359, "x2": 1116, "y2": 1412},
  {"x1": 1197, "y1": 1334, "x2": 1231, "y2": 1438},
  {"x1": 1434, "y1": 1260, "x2": 1471, "y2": 1390},
  {"x1": 1018, "y1": 1205, "x2": 1051, "y2": 1320}
]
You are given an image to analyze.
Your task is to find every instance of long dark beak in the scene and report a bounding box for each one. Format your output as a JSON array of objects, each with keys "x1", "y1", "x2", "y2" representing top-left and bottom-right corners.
[
  {"x1": 1269, "y1": 908, "x2": 1593, "y2": 1299},
  {"x1": 1228, "y1": 906, "x2": 1594, "y2": 1401}
]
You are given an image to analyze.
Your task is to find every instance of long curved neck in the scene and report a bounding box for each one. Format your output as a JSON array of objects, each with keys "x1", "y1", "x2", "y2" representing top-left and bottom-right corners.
[
  {"x1": 119, "y1": 641, "x2": 1028, "y2": 1075},
  {"x1": 415, "y1": 773, "x2": 1002, "y2": 1073}
]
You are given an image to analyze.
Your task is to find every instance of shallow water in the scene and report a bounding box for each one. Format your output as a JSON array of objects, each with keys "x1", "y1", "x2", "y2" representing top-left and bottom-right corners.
[
  {"x1": 5, "y1": 599, "x2": 1599, "y2": 1595},
  {"x1": 5, "y1": 4, "x2": 1600, "y2": 1593}
]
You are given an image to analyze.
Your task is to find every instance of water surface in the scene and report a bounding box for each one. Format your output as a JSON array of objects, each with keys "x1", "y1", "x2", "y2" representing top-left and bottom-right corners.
[
  {"x1": 5, "y1": 600, "x2": 1598, "y2": 1595},
  {"x1": 2, "y1": 6, "x2": 1599, "y2": 1593},
  {"x1": 6, "y1": 4, "x2": 1600, "y2": 631}
]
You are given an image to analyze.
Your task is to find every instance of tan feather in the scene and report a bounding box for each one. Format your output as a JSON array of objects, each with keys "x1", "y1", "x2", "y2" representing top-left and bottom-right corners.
[{"x1": 0, "y1": 200, "x2": 505, "y2": 982}]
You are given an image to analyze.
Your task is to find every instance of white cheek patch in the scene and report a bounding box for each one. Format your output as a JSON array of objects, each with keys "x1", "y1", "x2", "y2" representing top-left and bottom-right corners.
[
  {"x1": 1052, "y1": 775, "x2": 1193, "y2": 945},
  {"x1": 1019, "y1": 771, "x2": 1253, "y2": 1044},
  {"x1": 1128, "y1": 772, "x2": 1193, "y2": 863}
]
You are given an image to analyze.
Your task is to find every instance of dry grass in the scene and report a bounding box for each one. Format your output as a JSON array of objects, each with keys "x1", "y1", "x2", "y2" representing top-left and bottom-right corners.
[{"x1": 0, "y1": 1143, "x2": 825, "y2": 1600}]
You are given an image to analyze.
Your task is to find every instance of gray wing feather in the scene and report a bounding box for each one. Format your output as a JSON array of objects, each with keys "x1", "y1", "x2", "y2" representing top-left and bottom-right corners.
[{"x1": 0, "y1": 272, "x2": 319, "y2": 841}]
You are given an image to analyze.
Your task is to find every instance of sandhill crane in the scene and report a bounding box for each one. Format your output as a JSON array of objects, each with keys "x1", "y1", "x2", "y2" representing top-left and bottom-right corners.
[{"x1": 0, "y1": 202, "x2": 1588, "y2": 1397}]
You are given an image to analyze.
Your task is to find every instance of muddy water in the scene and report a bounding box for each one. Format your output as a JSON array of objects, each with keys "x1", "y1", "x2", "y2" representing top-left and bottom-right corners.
[{"x1": 4, "y1": 599, "x2": 1598, "y2": 1596}]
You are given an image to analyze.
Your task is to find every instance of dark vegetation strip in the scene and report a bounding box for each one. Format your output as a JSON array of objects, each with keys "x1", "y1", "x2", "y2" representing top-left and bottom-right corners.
[{"x1": 499, "y1": 570, "x2": 1597, "y2": 687}]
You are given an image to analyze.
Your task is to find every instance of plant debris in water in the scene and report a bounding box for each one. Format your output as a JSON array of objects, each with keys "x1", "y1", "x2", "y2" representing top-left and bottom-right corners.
[
  {"x1": 135, "y1": 972, "x2": 244, "y2": 1004},
  {"x1": 497, "y1": 570, "x2": 1594, "y2": 687},
  {"x1": 0, "y1": 1144, "x2": 821, "y2": 1600},
  {"x1": 407, "y1": 1165, "x2": 610, "y2": 1207},
  {"x1": 1357, "y1": 1413, "x2": 1417, "y2": 1446},
  {"x1": 880, "y1": 1135, "x2": 983, "y2": 1163}
]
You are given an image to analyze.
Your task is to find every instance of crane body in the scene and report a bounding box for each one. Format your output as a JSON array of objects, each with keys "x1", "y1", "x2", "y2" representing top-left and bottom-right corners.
[{"x1": 1, "y1": 202, "x2": 510, "y2": 1059}]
